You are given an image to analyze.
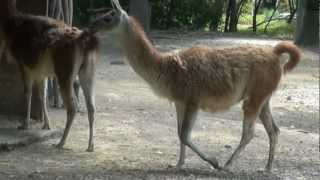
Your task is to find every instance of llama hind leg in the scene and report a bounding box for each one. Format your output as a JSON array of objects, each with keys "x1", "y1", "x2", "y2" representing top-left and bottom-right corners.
[
  {"x1": 223, "y1": 96, "x2": 267, "y2": 170},
  {"x1": 175, "y1": 103, "x2": 186, "y2": 169},
  {"x1": 78, "y1": 62, "x2": 96, "y2": 152},
  {"x1": 56, "y1": 79, "x2": 77, "y2": 149},
  {"x1": 259, "y1": 99, "x2": 280, "y2": 172}
]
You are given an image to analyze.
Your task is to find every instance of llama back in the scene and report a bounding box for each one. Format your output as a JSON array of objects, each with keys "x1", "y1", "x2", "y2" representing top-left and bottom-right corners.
[
  {"x1": 1, "y1": 13, "x2": 99, "y2": 79},
  {"x1": 155, "y1": 45, "x2": 284, "y2": 109}
]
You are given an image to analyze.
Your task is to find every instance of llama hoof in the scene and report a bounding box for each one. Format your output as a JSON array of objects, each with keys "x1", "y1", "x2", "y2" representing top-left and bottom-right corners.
[
  {"x1": 17, "y1": 125, "x2": 28, "y2": 130},
  {"x1": 263, "y1": 166, "x2": 272, "y2": 173},
  {"x1": 175, "y1": 164, "x2": 184, "y2": 171},
  {"x1": 86, "y1": 146, "x2": 94, "y2": 152},
  {"x1": 175, "y1": 160, "x2": 185, "y2": 170},
  {"x1": 42, "y1": 124, "x2": 50, "y2": 130},
  {"x1": 221, "y1": 166, "x2": 231, "y2": 173},
  {"x1": 175, "y1": 165, "x2": 183, "y2": 171},
  {"x1": 55, "y1": 143, "x2": 64, "y2": 150},
  {"x1": 256, "y1": 169, "x2": 272, "y2": 175},
  {"x1": 207, "y1": 157, "x2": 221, "y2": 170}
]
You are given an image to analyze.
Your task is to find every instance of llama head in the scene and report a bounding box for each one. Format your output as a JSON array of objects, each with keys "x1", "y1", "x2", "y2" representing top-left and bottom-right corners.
[{"x1": 89, "y1": 0, "x2": 129, "y2": 34}]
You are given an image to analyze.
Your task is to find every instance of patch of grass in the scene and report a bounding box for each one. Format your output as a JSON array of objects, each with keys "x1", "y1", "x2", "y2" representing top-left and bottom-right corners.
[
  {"x1": 235, "y1": 11, "x2": 295, "y2": 39},
  {"x1": 221, "y1": 11, "x2": 294, "y2": 39},
  {"x1": 259, "y1": 20, "x2": 295, "y2": 38},
  {"x1": 237, "y1": 19, "x2": 294, "y2": 39},
  {"x1": 238, "y1": 14, "x2": 266, "y2": 25}
]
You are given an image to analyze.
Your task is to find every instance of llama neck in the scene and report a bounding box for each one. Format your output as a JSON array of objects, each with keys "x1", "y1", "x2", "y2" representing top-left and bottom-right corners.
[{"x1": 121, "y1": 18, "x2": 162, "y2": 81}]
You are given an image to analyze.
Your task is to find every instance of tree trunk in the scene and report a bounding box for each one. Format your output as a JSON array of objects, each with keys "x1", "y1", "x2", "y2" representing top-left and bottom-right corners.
[
  {"x1": 225, "y1": 0, "x2": 245, "y2": 32},
  {"x1": 210, "y1": 0, "x2": 224, "y2": 31},
  {"x1": 295, "y1": 0, "x2": 319, "y2": 47},
  {"x1": 228, "y1": 0, "x2": 237, "y2": 32},
  {"x1": 165, "y1": 0, "x2": 175, "y2": 29},
  {"x1": 224, "y1": 0, "x2": 231, "y2": 32},
  {"x1": 252, "y1": 0, "x2": 262, "y2": 32},
  {"x1": 129, "y1": 0, "x2": 151, "y2": 32}
]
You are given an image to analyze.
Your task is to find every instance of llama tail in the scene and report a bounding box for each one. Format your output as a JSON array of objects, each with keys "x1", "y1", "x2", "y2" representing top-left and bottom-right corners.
[
  {"x1": 79, "y1": 29, "x2": 99, "y2": 51},
  {"x1": 273, "y1": 42, "x2": 302, "y2": 73}
]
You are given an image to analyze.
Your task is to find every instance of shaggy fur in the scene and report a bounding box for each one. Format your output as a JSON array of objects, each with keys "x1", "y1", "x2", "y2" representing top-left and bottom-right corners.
[
  {"x1": 92, "y1": 0, "x2": 302, "y2": 172},
  {"x1": 122, "y1": 19, "x2": 301, "y2": 109},
  {"x1": 0, "y1": 7, "x2": 99, "y2": 151}
]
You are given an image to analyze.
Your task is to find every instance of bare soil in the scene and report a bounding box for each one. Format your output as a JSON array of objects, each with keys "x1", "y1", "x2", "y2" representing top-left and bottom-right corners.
[{"x1": 0, "y1": 32, "x2": 319, "y2": 180}]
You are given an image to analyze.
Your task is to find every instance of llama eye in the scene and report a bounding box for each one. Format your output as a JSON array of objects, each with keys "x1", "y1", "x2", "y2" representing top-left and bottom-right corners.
[
  {"x1": 104, "y1": 17, "x2": 111, "y2": 23},
  {"x1": 110, "y1": 11, "x2": 116, "y2": 16}
]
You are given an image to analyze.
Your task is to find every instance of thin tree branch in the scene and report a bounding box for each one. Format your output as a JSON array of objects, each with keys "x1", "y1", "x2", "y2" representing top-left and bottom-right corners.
[{"x1": 264, "y1": 0, "x2": 279, "y2": 33}]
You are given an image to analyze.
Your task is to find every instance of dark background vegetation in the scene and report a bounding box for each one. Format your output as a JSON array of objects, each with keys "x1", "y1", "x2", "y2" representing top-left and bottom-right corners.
[
  {"x1": 7, "y1": 0, "x2": 317, "y2": 47},
  {"x1": 72, "y1": 0, "x2": 318, "y2": 47}
]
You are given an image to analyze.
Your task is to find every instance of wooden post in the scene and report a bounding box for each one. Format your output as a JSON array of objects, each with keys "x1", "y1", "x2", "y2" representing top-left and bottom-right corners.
[{"x1": 0, "y1": 0, "x2": 18, "y2": 18}]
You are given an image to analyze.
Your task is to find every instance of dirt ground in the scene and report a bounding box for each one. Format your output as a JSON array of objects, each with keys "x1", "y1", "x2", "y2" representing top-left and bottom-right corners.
[{"x1": 0, "y1": 32, "x2": 319, "y2": 180}]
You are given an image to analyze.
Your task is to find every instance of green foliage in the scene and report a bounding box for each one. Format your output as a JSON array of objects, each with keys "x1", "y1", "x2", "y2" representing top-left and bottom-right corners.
[
  {"x1": 150, "y1": 0, "x2": 224, "y2": 30},
  {"x1": 73, "y1": 0, "x2": 224, "y2": 30},
  {"x1": 238, "y1": 19, "x2": 295, "y2": 39},
  {"x1": 241, "y1": 1, "x2": 252, "y2": 15},
  {"x1": 261, "y1": 21, "x2": 295, "y2": 37},
  {"x1": 72, "y1": 0, "x2": 295, "y2": 37}
]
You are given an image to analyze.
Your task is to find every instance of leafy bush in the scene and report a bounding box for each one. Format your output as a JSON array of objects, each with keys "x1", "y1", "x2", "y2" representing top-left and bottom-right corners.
[
  {"x1": 73, "y1": 0, "x2": 294, "y2": 37},
  {"x1": 151, "y1": 0, "x2": 224, "y2": 30}
]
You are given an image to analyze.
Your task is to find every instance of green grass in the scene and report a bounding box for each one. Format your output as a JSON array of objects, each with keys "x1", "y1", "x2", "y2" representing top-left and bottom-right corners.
[
  {"x1": 217, "y1": 11, "x2": 295, "y2": 39},
  {"x1": 236, "y1": 12, "x2": 295, "y2": 39},
  {"x1": 237, "y1": 20, "x2": 295, "y2": 39},
  {"x1": 238, "y1": 14, "x2": 266, "y2": 25}
]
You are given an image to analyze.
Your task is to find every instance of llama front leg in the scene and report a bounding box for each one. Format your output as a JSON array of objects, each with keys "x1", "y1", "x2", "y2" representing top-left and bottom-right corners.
[
  {"x1": 79, "y1": 62, "x2": 96, "y2": 152},
  {"x1": 175, "y1": 103, "x2": 186, "y2": 169},
  {"x1": 178, "y1": 102, "x2": 221, "y2": 170},
  {"x1": 18, "y1": 73, "x2": 33, "y2": 130}
]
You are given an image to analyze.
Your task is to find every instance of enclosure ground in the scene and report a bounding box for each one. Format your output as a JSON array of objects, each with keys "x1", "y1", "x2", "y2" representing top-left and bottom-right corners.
[
  {"x1": 0, "y1": 33, "x2": 319, "y2": 180},
  {"x1": 0, "y1": 126, "x2": 61, "y2": 152}
]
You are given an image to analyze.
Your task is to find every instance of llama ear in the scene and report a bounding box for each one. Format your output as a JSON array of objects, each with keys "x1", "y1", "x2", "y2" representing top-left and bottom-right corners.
[
  {"x1": 110, "y1": 0, "x2": 118, "y2": 12},
  {"x1": 111, "y1": 0, "x2": 124, "y2": 13}
]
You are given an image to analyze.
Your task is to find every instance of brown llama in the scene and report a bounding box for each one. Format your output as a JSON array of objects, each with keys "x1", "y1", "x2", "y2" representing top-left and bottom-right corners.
[
  {"x1": 0, "y1": 0, "x2": 98, "y2": 152},
  {"x1": 90, "y1": 0, "x2": 301, "y2": 172}
]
